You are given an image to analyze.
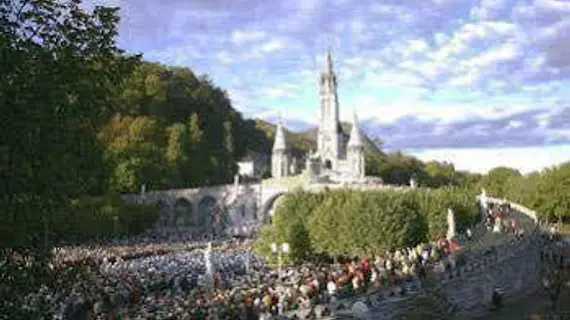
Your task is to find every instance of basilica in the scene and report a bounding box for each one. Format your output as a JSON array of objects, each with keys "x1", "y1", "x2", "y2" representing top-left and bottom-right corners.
[{"x1": 271, "y1": 51, "x2": 366, "y2": 182}]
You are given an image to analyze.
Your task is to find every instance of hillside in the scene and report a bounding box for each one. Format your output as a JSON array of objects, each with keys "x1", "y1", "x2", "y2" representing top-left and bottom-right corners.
[{"x1": 253, "y1": 119, "x2": 385, "y2": 159}]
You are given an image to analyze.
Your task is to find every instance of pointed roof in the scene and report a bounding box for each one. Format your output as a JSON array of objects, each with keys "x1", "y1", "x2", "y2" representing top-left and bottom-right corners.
[
  {"x1": 272, "y1": 114, "x2": 287, "y2": 151},
  {"x1": 348, "y1": 110, "x2": 363, "y2": 148},
  {"x1": 326, "y1": 49, "x2": 334, "y2": 74}
]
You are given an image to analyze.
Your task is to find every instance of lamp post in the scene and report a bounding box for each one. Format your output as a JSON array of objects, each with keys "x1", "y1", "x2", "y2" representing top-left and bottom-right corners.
[
  {"x1": 272, "y1": 242, "x2": 289, "y2": 316},
  {"x1": 258, "y1": 174, "x2": 263, "y2": 223},
  {"x1": 271, "y1": 242, "x2": 290, "y2": 281}
]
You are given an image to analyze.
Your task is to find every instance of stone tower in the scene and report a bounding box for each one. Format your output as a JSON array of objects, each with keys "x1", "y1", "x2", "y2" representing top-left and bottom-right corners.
[
  {"x1": 347, "y1": 110, "x2": 365, "y2": 179},
  {"x1": 317, "y1": 50, "x2": 341, "y2": 170},
  {"x1": 271, "y1": 117, "x2": 289, "y2": 178}
]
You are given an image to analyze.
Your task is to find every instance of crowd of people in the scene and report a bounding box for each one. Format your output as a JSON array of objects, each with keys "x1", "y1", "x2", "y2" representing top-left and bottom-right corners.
[
  {"x1": 16, "y1": 234, "x2": 473, "y2": 320},
  {"x1": 10, "y1": 201, "x2": 545, "y2": 320},
  {"x1": 484, "y1": 202, "x2": 525, "y2": 238}
]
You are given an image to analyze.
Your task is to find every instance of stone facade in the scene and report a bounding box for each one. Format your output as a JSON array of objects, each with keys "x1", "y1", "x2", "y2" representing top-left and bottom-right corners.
[
  {"x1": 272, "y1": 51, "x2": 366, "y2": 182},
  {"x1": 271, "y1": 119, "x2": 290, "y2": 179},
  {"x1": 237, "y1": 150, "x2": 269, "y2": 178},
  {"x1": 121, "y1": 180, "x2": 410, "y2": 234}
]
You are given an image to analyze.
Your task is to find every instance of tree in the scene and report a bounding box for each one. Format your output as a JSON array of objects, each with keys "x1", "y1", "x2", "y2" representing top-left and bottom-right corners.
[
  {"x1": 288, "y1": 221, "x2": 313, "y2": 264},
  {"x1": 424, "y1": 161, "x2": 457, "y2": 187},
  {"x1": 0, "y1": 0, "x2": 140, "y2": 247},
  {"x1": 257, "y1": 188, "x2": 479, "y2": 261},
  {"x1": 165, "y1": 123, "x2": 189, "y2": 187},
  {"x1": 482, "y1": 167, "x2": 522, "y2": 197},
  {"x1": 533, "y1": 162, "x2": 570, "y2": 223},
  {"x1": 0, "y1": 0, "x2": 141, "y2": 316},
  {"x1": 99, "y1": 115, "x2": 166, "y2": 192}
]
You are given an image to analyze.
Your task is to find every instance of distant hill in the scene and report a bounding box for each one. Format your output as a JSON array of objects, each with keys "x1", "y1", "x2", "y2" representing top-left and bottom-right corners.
[{"x1": 253, "y1": 119, "x2": 385, "y2": 160}]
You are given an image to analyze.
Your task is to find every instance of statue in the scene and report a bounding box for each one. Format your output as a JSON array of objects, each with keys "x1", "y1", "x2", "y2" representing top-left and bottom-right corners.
[
  {"x1": 203, "y1": 242, "x2": 215, "y2": 289},
  {"x1": 479, "y1": 188, "x2": 488, "y2": 215},
  {"x1": 409, "y1": 177, "x2": 417, "y2": 189},
  {"x1": 447, "y1": 208, "x2": 456, "y2": 240},
  {"x1": 245, "y1": 252, "x2": 251, "y2": 275}
]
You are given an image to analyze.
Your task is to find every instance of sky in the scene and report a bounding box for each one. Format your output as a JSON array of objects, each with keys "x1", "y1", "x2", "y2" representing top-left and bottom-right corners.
[{"x1": 86, "y1": 0, "x2": 570, "y2": 174}]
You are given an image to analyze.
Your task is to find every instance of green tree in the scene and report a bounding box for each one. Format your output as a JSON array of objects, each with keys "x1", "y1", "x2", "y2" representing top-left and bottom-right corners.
[
  {"x1": 257, "y1": 188, "x2": 479, "y2": 262},
  {"x1": 99, "y1": 115, "x2": 166, "y2": 192},
  {"x1": 165, "y1": 123, "x2": 189, "y2": 187},
  {"x1": 187, "y1": 112, "x2": 206, "y2": 184},
  {"x1": 423, "y1": 161, "x2": 458, "y2": 187},
  {"x1": 288, "y1": 221, "x2": 313, "y2": 264},
  {"x1": 532, "y1": 162, "x2": 570, "y2": 223},
  {"x1": 0, "y1": 0, "x2": 142, "y2": 316},
  {"x1": 482, "y1": 166, "x2": 522, "y2": 197},
  {"x1": 223, "y1": 120, "x2": 236, "y2": 176},
  {"x1": 0, "y1": 0, "x2": 139, "y2": 248}
]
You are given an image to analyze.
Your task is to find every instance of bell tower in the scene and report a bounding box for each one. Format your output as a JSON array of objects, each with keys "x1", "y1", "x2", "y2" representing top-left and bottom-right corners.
[{"x1": 317, "y1": 49, "x2": 341, "y2": 168}]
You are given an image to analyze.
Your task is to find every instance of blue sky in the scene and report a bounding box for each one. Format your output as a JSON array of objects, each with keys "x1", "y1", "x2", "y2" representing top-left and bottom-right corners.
[{"x1": 87, "y1": 0, "x2": 570, "y2": 174}]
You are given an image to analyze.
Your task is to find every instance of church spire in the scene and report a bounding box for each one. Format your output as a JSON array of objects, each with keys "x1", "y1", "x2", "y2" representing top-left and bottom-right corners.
[
  {"x1": 326, "y1": 48, "x2": 334, "y2": 74},
  {"x1": 273, "y1": 113, "x2": 287, "y2": 151},
  {"x1": 348, "y1": 109, "x2": 363, "y2": 148}
]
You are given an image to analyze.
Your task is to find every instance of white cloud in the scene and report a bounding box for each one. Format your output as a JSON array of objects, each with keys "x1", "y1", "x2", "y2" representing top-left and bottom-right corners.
[
  {"x1": 363, "y1": 71, "x2": 425, "y2": 89},
  {"x1": 433, "y1": 33, "x2": 448, "y2": 46},
  {"x1": 145, "y1": 45, "x2": 202, "y2": 66},
  {"x1": 465, "y1": 42, "x2": 521, "y2": 68},
  {"x1": 231, "y1": 30, "x2": 267, "y2": 45},
  {"x1": 470, "y1": 0, "x2": 508, "y2": 20},
  {"x1": 431, "y1": 21, "x2": 519, "y2": 64},
  {"x1": 535, "y1": 0, "x2": 570, "y2": 13},
  {"x1": 344, "y1": 94, "x2": 544, "y2": 125},
  {"x1": 447, "y1": 72, "x2": 479, "y2": 87},
  {"x1": 256, "y1": 107, "x2": 316, "y2": 124},
  {"x1": 262, "y1": 84, "x2": 299, "y2": 99},
  {"x1": 406, "y1": 39, "x2": 429, "y2": 54},
  {"x1": 215, "y1": 51, "x2": 235, "y2": 65},
  {"x1": 260, "y1": 39, "x2": 286, "y2": 54},
  {"x1": 411, "y1": 145, "x2": 570, "y2": 174},
  {"x1": 507, "y1": 120, "x2": 524, "y2": 129}
]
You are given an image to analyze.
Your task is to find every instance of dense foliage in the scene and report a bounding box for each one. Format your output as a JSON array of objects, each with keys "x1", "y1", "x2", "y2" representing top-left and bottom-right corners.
[
  {"x1": 101, "y1": 62, "x2": 268, "y2": 191},
  {"x1": 255, "y1": 188, "x2": 480, "y2": 263},
  {"x1": 0, "y1": 0, "x2": 268, "y2": 249},
  {"x1": 481, "y1": 163, "x2": 570, "y2": 223}
]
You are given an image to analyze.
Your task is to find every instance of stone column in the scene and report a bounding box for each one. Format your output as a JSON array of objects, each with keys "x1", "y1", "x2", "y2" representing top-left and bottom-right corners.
[{"x1": 447, "y1": 208, "x2": 456, "y2": 240}]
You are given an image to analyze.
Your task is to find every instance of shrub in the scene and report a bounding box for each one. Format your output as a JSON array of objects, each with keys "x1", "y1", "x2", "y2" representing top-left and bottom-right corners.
[{"x1": 254, "y1": 187, "x2": 480, "y2": 262}]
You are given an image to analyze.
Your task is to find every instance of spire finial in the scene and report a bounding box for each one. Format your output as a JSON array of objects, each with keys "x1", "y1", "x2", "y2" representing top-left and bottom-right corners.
[
  {"x1": 326, "y1": 47, "x2": 333, "y2": 73},
  {"x1": 348, "y1": 108, "x2": 363, "y2": 148},
  {"x1": 273, "y1": 111, "x2": 287, "y2": 151}
]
